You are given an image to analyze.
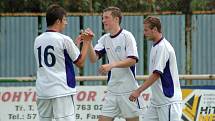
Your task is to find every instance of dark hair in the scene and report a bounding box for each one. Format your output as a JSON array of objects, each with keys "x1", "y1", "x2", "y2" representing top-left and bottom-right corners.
[
  {"x1": 144, "y1": 16, "x2": 162, "y2": 33},
  {"x1": 46, "y1": 4, "x2": 67, "y2": 27},
  {"x1": 103, "y1": 6, "x2": 122, "y2": 24}
]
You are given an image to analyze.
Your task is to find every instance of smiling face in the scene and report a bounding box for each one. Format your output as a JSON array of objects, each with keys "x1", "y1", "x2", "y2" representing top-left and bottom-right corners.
[
  {"x1": 102, "y1": 11, "x2": 118, "y2": 32},
  {"x1": 102, "y1": 7, "x2": 122, "y2": 34}
]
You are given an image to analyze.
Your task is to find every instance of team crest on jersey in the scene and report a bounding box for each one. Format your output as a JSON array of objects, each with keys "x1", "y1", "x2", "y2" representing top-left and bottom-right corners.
[{"x1": 115, "y1": 46, "x2": 121, "y2": 52}]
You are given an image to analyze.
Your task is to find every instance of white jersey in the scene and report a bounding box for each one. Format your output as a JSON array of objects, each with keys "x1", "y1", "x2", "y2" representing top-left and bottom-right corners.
[
  {"x1": 94, "y1": 29, "x2": 139, "y2": 94},
  {"x1": 34, "y1": 31, "x2": 80, "y2": 99},
  {"x1": 149, "y1": 37, "x2": 182, "y2": 106}
]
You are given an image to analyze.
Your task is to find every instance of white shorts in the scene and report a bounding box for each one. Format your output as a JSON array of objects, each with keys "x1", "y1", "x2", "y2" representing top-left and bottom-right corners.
[
  {"x1": 100, "y1": 92, "x2": 141, "y2": 119},
  {"x1": 142, "y1": 103, "x2": 182, "y2": 121},
  {"x1": 37, "y1": 95, "x2": 75, "y2": 121}
]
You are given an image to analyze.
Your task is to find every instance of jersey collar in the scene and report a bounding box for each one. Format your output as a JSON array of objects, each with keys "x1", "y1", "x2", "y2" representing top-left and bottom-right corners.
[
  {"x1": 110, "y1": 28, "x2": 123, "y2": 38},
  {"x1": 46, "y1": 29, "x2": 57, "y2": 32},
  {"x1": 153, "y1": 36, "x2": 164, "y2": 47}
]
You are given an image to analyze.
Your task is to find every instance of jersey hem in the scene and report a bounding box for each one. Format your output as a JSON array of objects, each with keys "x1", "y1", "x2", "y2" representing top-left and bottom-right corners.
[
  {"x1": 107, "y1": 90, "x2": 136, "y2": 95},
  {"x1": 37, "y1": 92, "x2": 76, "y2": 99},
  {"x1": 150, "y1": 100, "x2": 182, "y2": 107}
]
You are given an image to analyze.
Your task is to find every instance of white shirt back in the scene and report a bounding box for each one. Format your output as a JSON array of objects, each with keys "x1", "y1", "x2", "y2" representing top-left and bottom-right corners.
[
  {"x1": 34, "y1": 31, "x2": 80, "y2": 99},
  {"x1": 94, "y1": 29, "x2": 139, "y2": 94},
  {"x1": 149, "y1": 37, "x2": 182, "y2": 106}
]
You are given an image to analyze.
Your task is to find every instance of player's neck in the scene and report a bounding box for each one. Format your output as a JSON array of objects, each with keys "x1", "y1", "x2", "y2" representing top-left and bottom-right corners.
[
  {"x1": 110, "y1": 26, "x2": 121, "y2": 36},
  {"x1": 47, "y1": 25, "x2": 60, "y2": 32},
  {"x1": 153, "y1": 33, "x2": 163, "y2": 43}
]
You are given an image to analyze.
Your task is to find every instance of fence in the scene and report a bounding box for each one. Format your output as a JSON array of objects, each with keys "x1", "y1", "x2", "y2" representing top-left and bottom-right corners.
[
  {"x1": 0, "y1": 74, "x2": 215, "y2": 87},
  {"x1": 0, "y1": 13, "x2": 215, "y2": 86}
]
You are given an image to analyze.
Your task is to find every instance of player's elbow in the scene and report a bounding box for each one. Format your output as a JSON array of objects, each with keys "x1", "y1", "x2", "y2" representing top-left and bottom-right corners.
[
  {"x1": 75, "y1": 61, "x2": 85, "y2": 68},
  {"x1": 89, "y1": 55, "x2": 98, "y2": 64},
  {"x1": 90, "y1": 58, "x2": 97, "y2": 63},
  {"x1": 128, "y1": 58, "x2": 137, "y2": 66}
]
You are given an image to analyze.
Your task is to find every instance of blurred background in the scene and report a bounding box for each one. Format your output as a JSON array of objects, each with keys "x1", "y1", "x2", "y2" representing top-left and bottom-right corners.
[
  {"x1": 0, "y1": 1, "x2": 215, "y2": 121},
  {"x1": 0, "y1": 0, "x2": 215, "y2": 86},
  {"x1": 0, "y1": 0, "x2": 215, "y2": 12}
]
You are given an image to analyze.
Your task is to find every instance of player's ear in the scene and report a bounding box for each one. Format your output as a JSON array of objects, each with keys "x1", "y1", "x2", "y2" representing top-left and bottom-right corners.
[
  {"x1": 152, "y1": 27, "x2": 158, "y2": 32},
  {"x1": 114, "y1": 17, "x2": 119, "y2": 23},
  {"x1": 56, "y1": 19, "x2": 61, "y2": 24}
]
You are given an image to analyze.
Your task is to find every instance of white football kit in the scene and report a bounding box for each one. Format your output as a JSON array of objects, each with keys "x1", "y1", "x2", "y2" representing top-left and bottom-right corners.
[
  {"x1": 34, "y1": 31, "x2": 80, "y2": 99},
  {"x1": 94, "y1": 29, "x2": 141, "y2": 118},
  {"x1": 34, "y1": 30, "x2": 80, "y2": 121},
  {"x1": 143, "y1": 37, "x2": 182, "y2": 121}
]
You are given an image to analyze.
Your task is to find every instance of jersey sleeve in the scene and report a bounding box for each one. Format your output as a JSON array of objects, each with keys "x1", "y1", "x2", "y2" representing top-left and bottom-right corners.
[
  {"x1": 152, "y1": 46, "x2": 169, "y2": 74},
  {"x1": 125, "y1": 32, "x2": 139, "y2": 62},
  {"x1": 63, "y1": 36, "x2": 81, "y2": 63},
  {"x1": 94, "y1": 35, "x2": 106, "y2": 59}
]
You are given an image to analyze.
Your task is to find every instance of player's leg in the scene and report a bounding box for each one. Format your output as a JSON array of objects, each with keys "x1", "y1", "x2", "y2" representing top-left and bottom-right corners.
[
  {"x1": 118, "y1": 94, "x2": 140, "y2": 121},
  {"x1": 142, "y1": 106, "x2": 158, "y2": 121},
  {"x1": 53, "y1": 95, "x2": 75, "y2": 121},
  {"x1": 171, "y1": 103, "x2": 182, "y2": 121},
  {"x1": 98, "y1": 92, "x2": 119, "y2": 121},
  {"x1": 98, "y1": 115, "x2": 114, "y2": 121},
  {"x1": 125, "y1": 117, "x2": 139, "y2": 121},
  {"x1": 37, "y1": 99, "x2": 53, "y2": 121},
  {"x1": 157, "y1": 103, "x2": 182, "y2": 121}
]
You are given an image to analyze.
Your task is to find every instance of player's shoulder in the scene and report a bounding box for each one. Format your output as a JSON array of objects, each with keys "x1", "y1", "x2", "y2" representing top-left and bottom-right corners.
[
  {"x1": 102, "y1": 33, "x2": 110, "y2": 38},
  {"x1": 162, "y1": 38, "x2": 173, "y2": 48},
  {"x1": 157, "y1": 38, "x2": 174, "y2": 52},
  {"x1": 36, "y1": 32, "x2": 71, "y2": 40},
  {"x1": 55, "y1": 32, "x2": 71, "y2": 40},
  {"x1": 120, "y1": 29, "x2": 135, "y2": 39},
  {"x1": 121, "y1": 29, "x2": 133, "y2": 35},
  {"x1": 35, "y1": 32, "x2": 45, "y2": 40},
  {"x1": 156, "y1": 37, "x2": 168, "y2": 46},
  {"x1": 99, "y1": 33, "x2": 110, "y2": 40}
]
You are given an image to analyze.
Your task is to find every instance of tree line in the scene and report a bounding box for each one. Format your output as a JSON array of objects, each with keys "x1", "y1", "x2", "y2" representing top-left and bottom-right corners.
[{"x1": 0, "y1": 0, "x2": 214, "y2": 13}]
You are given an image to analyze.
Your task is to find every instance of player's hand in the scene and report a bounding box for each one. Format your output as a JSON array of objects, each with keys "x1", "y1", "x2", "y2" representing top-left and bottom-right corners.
[
  {"x1": 75, "y1": 35, "x2": 82, "y2": 47},
  {"x1": 80, "y1": 28, "x2": 94, "y2": 42},
  {"x1": 129, "y1": 90, "x2": 140, "y2": 102},
  {"x1": 99, "y1": 64, "x2": 112, "y2": 75}
]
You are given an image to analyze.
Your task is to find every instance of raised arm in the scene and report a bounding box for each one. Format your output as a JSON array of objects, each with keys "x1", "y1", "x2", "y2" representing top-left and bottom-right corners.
[{"x1": 74, "y1": 28, "x2": 94, "y2": 67}]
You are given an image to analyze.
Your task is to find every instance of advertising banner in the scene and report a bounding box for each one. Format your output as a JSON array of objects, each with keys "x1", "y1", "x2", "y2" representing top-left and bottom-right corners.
[
  {"x1": 182, "y1": 89, "x2": 215, "y2": 121},
  {"x1": 0, "y1": 86, "x2": 214, "y2": 121}
]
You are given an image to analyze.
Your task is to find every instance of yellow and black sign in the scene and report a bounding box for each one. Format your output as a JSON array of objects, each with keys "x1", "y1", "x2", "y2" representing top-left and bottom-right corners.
[{"x1": 182, "y1": 89, "x2": 215, "y2": 121}]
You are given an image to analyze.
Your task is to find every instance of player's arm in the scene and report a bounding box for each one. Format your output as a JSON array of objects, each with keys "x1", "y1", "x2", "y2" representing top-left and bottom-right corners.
[
  {"x1": 110, "y1": 57, "x2": 137, "y2": 68},
  {"x1": 99, "y1": 57, "x2": 137, "y2": 75},
  {"x1": 129, "y1": 72, "x2": 160, "y2": 102},
  {"x1": 75, "y1": 30, "x2": 94, "y2": 67},
  {"x1": 74, "y1": 41, "x2": 91, "y2": 68},
  {"x1": 81, "y1": 28, "x2": 98, "y2": 63},
  {"x1": 88, "y1": 42, "x2": 99, "y2": 63}
]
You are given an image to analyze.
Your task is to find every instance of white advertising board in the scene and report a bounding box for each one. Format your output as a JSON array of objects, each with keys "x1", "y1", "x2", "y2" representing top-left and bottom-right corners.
[
  {"x1": 0, "y1": 86, "x2": 150, "y2": 121},
  {"x1": 1, "y1": 86, "x2": 214, "y2": 121}
]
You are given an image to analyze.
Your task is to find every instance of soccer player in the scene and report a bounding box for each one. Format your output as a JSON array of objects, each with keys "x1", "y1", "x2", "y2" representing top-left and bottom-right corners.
[
  {"x1": 87, "y1": 6, "x2": 140, "y2": 121},
  {"x1": 34, "y1": 4, "x2": 92, "y2": 121},
  {"x1": 129, "y1": 16, "x2": 182, "y2": 121}
]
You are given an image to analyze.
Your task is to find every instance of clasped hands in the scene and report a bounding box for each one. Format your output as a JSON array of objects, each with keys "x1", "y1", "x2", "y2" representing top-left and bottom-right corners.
[{"x1": 75, "y1": 28, "x2": 94, "y2": 45}]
